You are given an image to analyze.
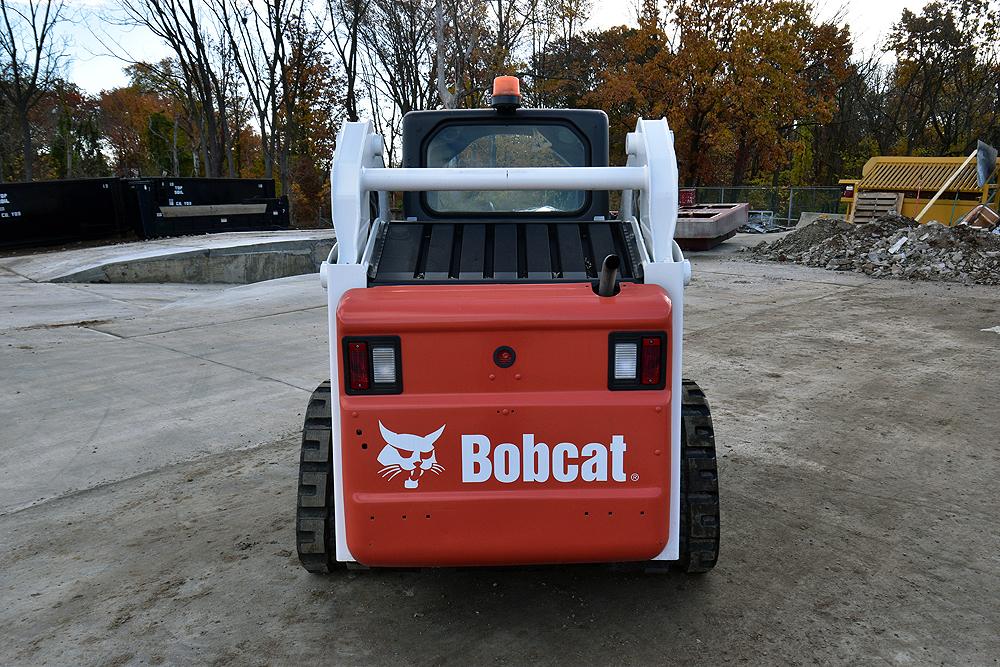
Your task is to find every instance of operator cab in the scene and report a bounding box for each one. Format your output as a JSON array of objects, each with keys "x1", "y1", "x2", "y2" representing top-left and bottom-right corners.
[{"x1": 368, "y1": 77, "x2": 642, "y2": 285}]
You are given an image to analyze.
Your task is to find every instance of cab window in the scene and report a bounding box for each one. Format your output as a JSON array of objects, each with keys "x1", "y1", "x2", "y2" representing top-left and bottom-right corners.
[{"x1": 425, "y1": 123, "x2": 587, "y2": 214}]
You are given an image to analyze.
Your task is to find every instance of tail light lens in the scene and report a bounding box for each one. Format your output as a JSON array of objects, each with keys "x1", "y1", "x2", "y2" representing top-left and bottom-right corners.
[
  {"x1": 608, "y1": 332, "x2": 666, "y2": 390},
  {"x1": 343, "y1": 336, "x2": 402, "y2": 394},
  {"x1": 348, "y1": 341, "x2": 370, "y2": 391},
  {"x1": 371, "y1": 346, "x2": 397, "y2": 383},
  {"x1": 613, "y1": 342, "x2": 638, "y2": 380},
  {"x1": 640, "y1": 336, "x2": 661, "y2": 385}
]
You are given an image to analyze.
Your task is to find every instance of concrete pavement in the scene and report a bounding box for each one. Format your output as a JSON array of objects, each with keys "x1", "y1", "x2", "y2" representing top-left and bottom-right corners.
[
  {"x1": 1, "y1": 243, "x2": 998, "y2": 665},
  {"x1": 0, "y1": 272, "x2": 328, "y2": 514}
]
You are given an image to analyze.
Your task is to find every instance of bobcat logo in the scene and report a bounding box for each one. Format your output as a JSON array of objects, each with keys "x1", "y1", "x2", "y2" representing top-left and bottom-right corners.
[{"x1": 377, "y1": 422, "x2": 446, "y2": 489}]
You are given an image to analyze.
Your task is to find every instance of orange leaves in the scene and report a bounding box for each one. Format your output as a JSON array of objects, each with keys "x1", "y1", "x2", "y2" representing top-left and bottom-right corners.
[{"x1": 582, "y1": 0, "x2": 854, "y2": 185}]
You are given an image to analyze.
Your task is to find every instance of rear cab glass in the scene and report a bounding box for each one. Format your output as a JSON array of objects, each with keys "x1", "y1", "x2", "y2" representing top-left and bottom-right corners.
[
  {"x1": 401, "y1": 109, "x2": 609, "y2": 222},
  {"x1": 425, "y1": 123, "x2": 588, "y2": 214}
]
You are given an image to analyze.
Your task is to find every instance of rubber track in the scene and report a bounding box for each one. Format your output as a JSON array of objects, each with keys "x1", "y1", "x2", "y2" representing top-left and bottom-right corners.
[
  {"x1": 296, "y1": 381, "x2": 343, "y2": 573},
  {"x1": 677, "y1": 379, "x2": 721, "y2": 573}
]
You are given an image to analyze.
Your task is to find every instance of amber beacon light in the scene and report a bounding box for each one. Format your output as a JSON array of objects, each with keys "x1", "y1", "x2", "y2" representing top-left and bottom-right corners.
[{"x1": 491, "y1": 75, "x2": 521, "y2": 111}]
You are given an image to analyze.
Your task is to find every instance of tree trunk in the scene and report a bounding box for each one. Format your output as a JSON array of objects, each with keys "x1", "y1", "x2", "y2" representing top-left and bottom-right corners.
[
  {"x1": 65, "y1": 122, "x2": 72, "y2": 179},
  {"x1": 435, "y1": 0, "x2": 455, "y2": 109},
  {"x1": 280, "y1": 138, "x2": 291, "y2": 222},
  {"x1": 19, "y1": 109, "x2": 33, "y2": 181},
  {"x1": 172, "y1": 117, "x2": 179, "y2": 176},
  {"x1": 224, "y1": 124, "x2": 235, "y2": 178},
  {"x1": 261, "y1": 113, "x2": 272, "y2": 179},
  {"x1": 196, "y1": 138, "x2": 206, "y2": 177},
  {"x1": 687, "y1": 127, "x2": 702, "y2": 186},
  {"x1": 200, "y1": 110, "x2": 220, "y2": 176},
  {"x1": 731, "y1": 133, "x2": 748, "y2": 187}
]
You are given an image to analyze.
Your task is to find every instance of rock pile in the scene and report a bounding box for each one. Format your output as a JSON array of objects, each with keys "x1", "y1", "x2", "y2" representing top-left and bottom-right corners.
[{"x1": 744, "y1": 214, "x2": 1000, "y2": 285}]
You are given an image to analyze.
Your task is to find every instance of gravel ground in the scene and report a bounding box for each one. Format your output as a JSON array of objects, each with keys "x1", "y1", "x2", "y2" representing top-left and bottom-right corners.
[{"x1": 2, "y1": 255, "x2": 998, "y2": 666}]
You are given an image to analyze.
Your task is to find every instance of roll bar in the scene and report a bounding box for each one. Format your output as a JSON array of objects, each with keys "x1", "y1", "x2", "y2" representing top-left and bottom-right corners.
[{"x1": 330, "y1": 117, "x2": 680, "y2": 266}]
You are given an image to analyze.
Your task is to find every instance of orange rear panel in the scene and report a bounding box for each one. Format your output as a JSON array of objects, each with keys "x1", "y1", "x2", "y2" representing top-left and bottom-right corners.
[{"x1": 337, "y1": 282, "x2": 673, "y2": 566}]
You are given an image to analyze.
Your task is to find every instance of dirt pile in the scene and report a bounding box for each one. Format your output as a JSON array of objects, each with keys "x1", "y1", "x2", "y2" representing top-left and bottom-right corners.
[{"x1": 744, "y1": 214, "x2": 1000, "y2": 285}]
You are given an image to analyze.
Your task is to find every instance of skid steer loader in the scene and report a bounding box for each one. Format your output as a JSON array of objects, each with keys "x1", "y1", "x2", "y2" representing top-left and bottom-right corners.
[{"x1": 296, "y1": 77, "x2": 720, "y2": 572}]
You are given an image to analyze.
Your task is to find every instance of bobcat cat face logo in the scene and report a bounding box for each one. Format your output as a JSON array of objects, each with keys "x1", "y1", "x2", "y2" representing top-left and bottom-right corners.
[{"x1": 377, "y1": 422, "x2": 445, "y2": 489}]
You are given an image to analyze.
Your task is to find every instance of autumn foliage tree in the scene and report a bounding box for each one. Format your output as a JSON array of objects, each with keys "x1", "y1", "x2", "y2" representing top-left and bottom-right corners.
[
  {"x1": 2, "y1": 0, "x2": 999, "y2": 220},
  {"x1": 567, "y1": 0, "x2": 852, "y2": 186}
]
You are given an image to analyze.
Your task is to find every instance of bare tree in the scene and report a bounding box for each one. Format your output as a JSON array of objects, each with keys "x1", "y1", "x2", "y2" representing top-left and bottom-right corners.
[
  {"x1": 887, "y1": 0, "x2": 1000, "y2": 155},
  {"x1": 326, "y1": 0, "x2": 368, "y2": 122},
  {"x1": 353, "y1": 0, "x2": 436, "y2": 159},
  {"x1": 116, "y1": 0, "x2": 236, "y2": 177},
  {"x1": 210, "y1": 0, "x2": 303, "y2": 180},
  {"x1": 486, "y1": 0, "x2": 531, "y2": 74},
  {"x1": 552, "y1": 0, "x2": 590, "y2": 51},
  {"x1": 362, "y1": 0, "x2": 436, "y2": 116},
  {"x1": 0, "y1": 0, "x2": 67, "y2": 180},
  {"x1": 523, "y1": 0, "x2": 591, "y2": 108},
  {"x1": 0, "y1": 96, "x2": 13, "y2": 183},
  {"x1": 435, "y1": 0, "x2": 484, "y2": 109}
]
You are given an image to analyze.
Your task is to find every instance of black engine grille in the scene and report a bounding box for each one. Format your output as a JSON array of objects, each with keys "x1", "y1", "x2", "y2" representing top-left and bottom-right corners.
[{"x1": 368, "y1": 221, "x2": 642, "y2": 285}]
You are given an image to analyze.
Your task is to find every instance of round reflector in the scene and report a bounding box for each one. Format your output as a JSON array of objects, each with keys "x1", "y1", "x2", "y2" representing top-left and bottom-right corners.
[{"x1": 493, "y1": 345, "x2": 516, "y2": 368}]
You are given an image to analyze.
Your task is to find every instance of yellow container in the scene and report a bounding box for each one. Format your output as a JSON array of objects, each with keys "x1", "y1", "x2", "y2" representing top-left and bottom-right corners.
[{"x1": 840, "y1": 156, "x2": 996, "y2": 225}]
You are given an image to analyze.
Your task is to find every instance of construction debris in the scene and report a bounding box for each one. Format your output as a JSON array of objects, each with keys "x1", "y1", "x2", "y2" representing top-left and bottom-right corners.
[
  {"x1": 739, "y1": 211, "x2": 784, "y2": 234},
  {"x1": 744, "y1": 213, "x2": 1000, "y2": 285},
  {"x1": 961, "y1": 204, "x2": 1000, "y2": 229}
]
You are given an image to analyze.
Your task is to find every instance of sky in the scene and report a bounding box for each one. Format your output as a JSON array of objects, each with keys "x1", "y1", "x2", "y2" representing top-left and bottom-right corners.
[{"x1": 65, "y1": 0, "x2": 927, "y2": 96}]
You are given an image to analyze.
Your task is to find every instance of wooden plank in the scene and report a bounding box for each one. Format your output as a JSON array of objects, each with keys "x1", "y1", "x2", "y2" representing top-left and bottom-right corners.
[{"x1": 159, "y1": 203, "x2": 266, "y2": 218}]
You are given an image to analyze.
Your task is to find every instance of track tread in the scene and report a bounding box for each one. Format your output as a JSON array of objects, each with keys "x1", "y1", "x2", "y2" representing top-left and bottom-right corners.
[
  {"x1": 296, "y1": 380, "x2": 345, "y2": 573},
  {"x1": 677, "y1": 379, "x2": 721, "y2": 573}
]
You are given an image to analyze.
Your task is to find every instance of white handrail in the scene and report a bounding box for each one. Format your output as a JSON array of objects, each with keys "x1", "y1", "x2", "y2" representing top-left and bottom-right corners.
[{"x1": 362, "y1": 166, "x2": 646, "y2": 192}]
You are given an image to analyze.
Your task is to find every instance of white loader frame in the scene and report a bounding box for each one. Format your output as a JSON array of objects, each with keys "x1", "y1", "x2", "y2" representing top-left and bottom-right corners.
[{"x1": 319, "y1": 117, "x2": 691, "y2": 563}]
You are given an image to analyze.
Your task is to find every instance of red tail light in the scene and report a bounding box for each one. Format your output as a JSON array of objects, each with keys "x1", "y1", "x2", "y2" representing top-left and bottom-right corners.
[
  {"x1": 640, "y1": 336, "x2": 661, "y2": 385},
  {"x1": 608, "y1": 331, "x2": 666, "y2": 390},
  {"x1": 348, "y1": 341, "x2": 370, "y2": 391},
  {"x1": 343, "y1": 336, "x2": 403, "y2": 395}
]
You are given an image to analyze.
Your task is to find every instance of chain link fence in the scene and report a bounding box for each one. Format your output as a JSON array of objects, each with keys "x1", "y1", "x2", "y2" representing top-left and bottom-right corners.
[{"x1": 689, "y1": 186, "x2": 845, "y2": 226}]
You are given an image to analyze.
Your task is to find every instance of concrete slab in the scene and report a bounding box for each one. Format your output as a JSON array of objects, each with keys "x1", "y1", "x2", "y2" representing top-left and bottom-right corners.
[
  {"x1": 135, "y1": 308, "x2": 329, "y2": 392},
  {"x1": 0, "y1": 230, "x2": 335, "y2": 283},
  {"x1": 96, "y1": 273, "x2": 325, "y2": 338},
  {"x1": 0, "y1": 274, "x2": 327, "y2": 514},
  {"x1": 0, "y1": 329, "x2": 309, "y2": 514},
  {"x1": 0, "y1": 282, "x2": 226, "y2": 330},
  {"x1": 0, "y1": 266, "x2": 27, "y2": 284}
]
